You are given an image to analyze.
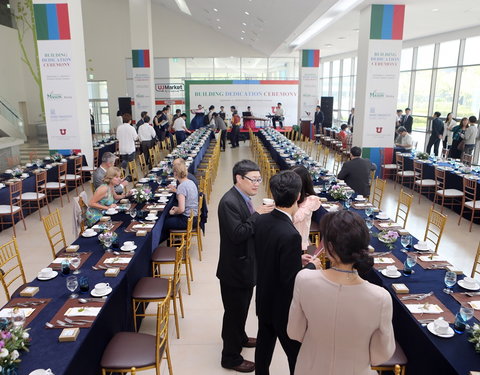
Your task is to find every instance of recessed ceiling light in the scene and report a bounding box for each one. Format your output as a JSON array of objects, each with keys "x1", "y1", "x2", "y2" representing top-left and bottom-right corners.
[
  {"x1": 241, "y1": 37, "x2": 245, "y2": 40},
  {"x1": 216, "y1": 18, "x2": 220, "y2": 21},
  {"x1": 213, "y1": 8, "x2": 218, "y2": 12},
  {"x1": 325, "y1": 44, "x2": 333, "y2": 47},
  {"x1": 218, "y1": 26, "x2": 221, "y2": 29},
  {"x1": 242, "y1": 22, "x2": 247, "y2": 26},
  {"x1": 242, "y1": 30, "x2": 246, "y2": 33},
  {"x1": 432, "y1": 8, "x2": 439, "y2": 11},
  {"x1": 244, "y1": 11, "x2": 250, "y2": 15}
]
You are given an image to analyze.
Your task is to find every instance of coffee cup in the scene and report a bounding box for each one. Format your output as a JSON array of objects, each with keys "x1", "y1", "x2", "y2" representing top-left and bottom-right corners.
[
  {"x1": 159, "y1": 196, "x2": 168, "y2": 202},
  {"x1": 463, "y1": 277, "x2": 477, "y2": 289},
  {"x1": 434, "y1": 318, "x2": 449, "y2": 334},
  {"x1": 356, "y1": 195, "x2": 364, "y2": 200},
  {"x1": 263, "y1": 198, "x2": 274, "y2": 206},
  {"x1": 123, "y1": 241, "x2": 135, "y2": 250},
  {"x1": 377, "y1": 212, "x2": 388, "y2": 219},
  {"x1": 146, "y1": 213, "x2": 156, "y2": 220},
  {"x1": 416, "y1": 241, "x2": 428, "y2": 250},
  {"x1": 39, "y1": 268, "x2": 53, "y2": 278},
  {"x1": 386, "y1": 265, "x2": 398, "y2": 276},
  {"x1": 106, "y1": 207, "x2": 116, "y2": 214},
  {"x1": 83, "y1": 228, "x2": 95, "y2": 235},
  {"x1": 94, "y1": 282, "x2": 110, "y2": 294},
  {"x1": 29, "y1": 369, "x2": 54, "y2": 375}
]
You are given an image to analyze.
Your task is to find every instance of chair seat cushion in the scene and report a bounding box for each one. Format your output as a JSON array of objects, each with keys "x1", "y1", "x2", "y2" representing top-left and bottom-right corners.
[
  {"x1": 64, "y1": 174, "x2": 81, "y2": 180},
  {"x1": 0, "y1": 205, "x2": 21, "y2": 214},
  {"x1": 415, "y1": 179, "x2": 436, "y2": 186},
  {"x1": 309, "y1": 220, "x2": 320, "y2": 233},
  {"x1": 397, "y1": 171, "x2": 417, "y2": 177},
  {"x1": 382, "y1": 164, "x2": 398, "y2": 169},
  {"x1": 41, "y1": 182, "x2": 66, "y2": 189},
  {"x1": 100, "y1": 331, "x2": 158, "y2": 369},
  {"x1": 375, "y1": 341, "x2": 407, "y2": 367},
  {"x1": 170, "y1": 228, "x2": 187, "y2": 234},
  {"x1": 20, "y1": 192, "x2": 46, "y2": 200},
  {"x1": 436, "y1": 189, "x2": 464, "y2": 197},
  {"x1": 132, "y1": 277, "x2": 169, "y2": 299},
  {"x1": 465, "y1": 200, "x2": 480, "y2": 209},
  {"x1": 151, "y1": 246, "x2": 176, "y2": 262},
  {"x1": 80, "y1": 166, "x2": 96, "y2": 172}
]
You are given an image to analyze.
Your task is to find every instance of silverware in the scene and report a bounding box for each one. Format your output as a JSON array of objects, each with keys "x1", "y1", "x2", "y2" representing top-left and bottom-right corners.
[
  {"x1": 465, "y1": 292, "x2": 480, "y2": 297},
  {"x1": 45, "y1": 321, "x2": 74, "y2": 328},
  {"x1": 78, "y1": 297, "x2": 107, "y2": 303},
  {"x1": 11, "y1": 300, "x2": 46, "y2": 307},
  {"x1": 400, "y1": 291, "x2": 433, "y2": 301},
  {"x1": 64, "y1": 317, "x2": 90, "y2": 325},
  {"x1": 374, "y1": 251, "x2": 392, "y2": 257},
  {"x1": 418, "y1": 319, "x2": 436, "y2": 324},
  {"x1": 56, "y1": 319, "x2": 85, "y2": 326},
  {"x1": 426, "y1": 264, "x2": 451, "y2": 270}
]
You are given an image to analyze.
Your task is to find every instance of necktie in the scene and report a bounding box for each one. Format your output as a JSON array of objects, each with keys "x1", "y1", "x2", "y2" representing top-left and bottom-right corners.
[{"x1": 246, "y1": 199, "x2": 255, "y2": 214}]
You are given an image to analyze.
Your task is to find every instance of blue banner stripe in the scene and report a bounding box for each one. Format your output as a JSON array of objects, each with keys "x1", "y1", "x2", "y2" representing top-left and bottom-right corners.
[
  {"x1": 381, "y1": 5, "x2": 393, "y2": 40},
  {"x1": 46, "y1": 4, "x2": 59, "y2": 40},
  {"x1": 232, "y1": 80, "x2": 260, "y2": 84},
  {"x1": 138, "y1": 51, "x2": 144, "y2": 67}
]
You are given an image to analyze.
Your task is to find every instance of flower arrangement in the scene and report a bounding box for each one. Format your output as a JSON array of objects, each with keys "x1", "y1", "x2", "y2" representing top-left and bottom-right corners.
[
  {"x1": 469, "y1": 324, "x2": 480, "y2": 352},
  {"x1": 11, "y1": 168, "x2": 22, "y2": 177},
  {"x1": 51, "y1": 153, "x2": 63, "y2": 162},
  {"x1": 98, "y1": 230, "x2": 117, "y2": 245},
  {"x1": 0, "y1": 317, "x2": 31, "y2": 373},
  {"x1": 132, "y1": 186, "x2": 152, "y2": 203},
  {"x1": 329, "y1": 185, "x2": 348, "y2": 200},
  {"x1": 416, "y1": 152, "x2": 429, "y2": 160},
  {"x1": 374, "y1": 230, "x2": 399, "y2": 249}
]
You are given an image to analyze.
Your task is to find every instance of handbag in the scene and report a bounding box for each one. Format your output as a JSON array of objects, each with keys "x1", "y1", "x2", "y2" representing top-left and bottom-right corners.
[{"x1": 457, "y1": 140, "x2": 465, "y2": 151}]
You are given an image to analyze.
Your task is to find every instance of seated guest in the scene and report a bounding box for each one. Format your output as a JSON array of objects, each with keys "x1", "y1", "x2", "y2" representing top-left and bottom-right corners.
[
  {"x1": 337, "y1": 146, "x2": 376, "y2": 197},
  {"x1": 169, "y1": 158, "x2": 198, "y2": 189},
  {"x1": 291, "y1": 166, "x2": 321, "y2": 253},
  {"x1": 287, "y1": 210, "x2": 395, "y2": 375},
  {"x1": 172, "y1": 113, "x2": 191, "y2": 145},
  {"x1": 338, "y1": 124, "x2": 349, "y2": 149},
  {"x1": 394, "y1": 126, "x2": 413, "y2": 150},
  {"x1": 164, "y1": 161, "x2": 198, "y2": 231},
  {"x1": 92, "y1": 152, "x2": 128, "y2": 194},
  {"x1": 86, "y1": 167, "x2": 125, "y2": 226}
]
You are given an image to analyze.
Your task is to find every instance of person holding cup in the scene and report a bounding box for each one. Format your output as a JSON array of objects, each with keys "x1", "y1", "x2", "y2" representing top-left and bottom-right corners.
[{"x1": 86, "y1": 167, "x2": 125, "y2": 226}]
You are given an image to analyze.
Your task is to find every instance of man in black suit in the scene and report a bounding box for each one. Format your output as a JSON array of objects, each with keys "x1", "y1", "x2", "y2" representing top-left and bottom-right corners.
[
  {"x1": 313, "y1": 105, "x2": 324, "y2": 134},
  {"x1": 337, "y1": 146, "x2": 377, "y2": 197},
  {"x1": 217, "y1": 160, "x2": 274, "y2": 373},
  {"x1": 401, "y1": 107, "x2": 413, "y2": 133},
  {"x1": 347, "y1": 107, "x2": 355, "y2": 131},
  {"x1": 254, "y1": 171, "x2": 320, "y2": 375},
  {"x1": 426, "y1": 111, "x2": 444, "y2": 156}
]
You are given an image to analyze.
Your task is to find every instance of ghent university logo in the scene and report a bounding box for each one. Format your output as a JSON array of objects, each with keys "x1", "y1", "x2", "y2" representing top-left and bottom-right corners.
[
  {"x1": 60, "y1": 129, "x2": 67, "y2": 135},
  {"x1": 376, "y1": 127, "x2": 383, "y2": 134}
]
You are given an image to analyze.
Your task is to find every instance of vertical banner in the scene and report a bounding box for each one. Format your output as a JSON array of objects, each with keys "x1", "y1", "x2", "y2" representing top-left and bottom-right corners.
[
  {"x1": 33, "y1": 0, "x2": 93, "y2": 165},
  {"x1": 298, "y1": 50, "x2": 320, "y2": 136},
  {"x1": 131, "y1": 49, "x2": 154, "y2": 121}
]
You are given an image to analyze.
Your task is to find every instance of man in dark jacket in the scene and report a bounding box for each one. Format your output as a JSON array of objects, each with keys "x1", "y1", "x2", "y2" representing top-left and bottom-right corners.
[
  {"x1": 216, "y1": 160, "x2": 274, "y2": 373},
  {"x1": 337, "y1": 146, "x2": 377, "y2": 197},
  {"x1": 426, "y1": 111, "x2": 444, "y2": 156},
  {"x1": 313, "y1": 105, "x2": 324, "y2": 134}
]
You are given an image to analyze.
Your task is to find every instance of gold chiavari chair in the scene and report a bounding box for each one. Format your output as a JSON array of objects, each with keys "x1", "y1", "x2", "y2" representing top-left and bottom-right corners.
[
  {"x1": 64, "y1": 157, "x2": 84, "y2": 195},
  {"x1": 41, "y1": 162, "x2": 70, "y2": 207},
  {"x1": 394, "y1": 189, "x2": 413, "y2": 229},
  {"x1": 394, "y1": 153, "x2": 416, "y2": 189},
  {"x1": 0, "y1": 237, "x2": 26, "y2": 301},
  {"x1": 128, "y1": 160, "x2": 139, "y2": 185},
  {"x1": 458, "y1": 176, "x2": 480, "y2": 232},
  {"x1": 432, "y1": 167, "x2": 464, "y2": 214},
  {"x1": 371, "y1": 344, "x2": 407, "y2": 375},
  {"x1": 321, "y1": 147, "x2": 330, "y2": 169},
  {"x1": 424, "y1": 208, "x2": 447, "y2": 254},
  {"x1": 42, "y1": 209, "x2": 67, "y2": 259},
  {"x1": 0, "y1": 181, "x2": 26, "y2": 236},
  {"x1": 370, "y1": 177, "x2": 386, "y2": 210},
  {"x1": 470, "y1": 242, "x2": 480, "y2": 279},
  {"x1": 191, "y1": 194, "x2": 204, "y2": 261},
  {"x1": 78, "y1": 195, "x2": 88, "y2": 234},
  {"x1": 413, "y1": 160, "x2": 436, "y2": 203},
  {"x1": 462, "y1": 153, "x2": 473, "y2": 166},
  {"x1": 80, "y1": 149, "x2": 99, "y2": 184},
  {"x1": 148, "y1": 147, "x2": 157, "y2": 168},
  {"x1": 154, "y1": 143, "x2": 161, "y2": 163},
  {"x1": 137, "y1": 153, "x2": 148, "y2": 175},
  {"x1": 101, "y1": 287, "x2": 173, "y2": 375},
  {"x1": 332, "y1": 152, "x2": 343, "y2": 175},
  {"x1": 20, "y1": 170, "x2": 50, "y2": 220}
]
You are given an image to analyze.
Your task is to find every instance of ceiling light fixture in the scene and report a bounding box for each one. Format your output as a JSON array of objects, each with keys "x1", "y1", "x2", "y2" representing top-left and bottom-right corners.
[
  {"x1": 241, "y1": 37, "x2": 245, "y2": 40},
  {"x1": 218, "y1": 26, "x2": 221, "y2": 29},
  {"x1": 290, "y1": 0, "x2": 363, "y2": 47},
  {"x1": 244, "y1": 11, "x2": 250, "y2": 15},
  {"x1": 213, "y1": 8, "x2": 218, "y2": 12},
  {"x1": 242, "y1": 30, "x2": 246, "y2": 33},
  {"x1": 216, "y1": 18, "x2": 220, "y2": 21},
  {"x1": 242, "y1": 22, "x2": 247, "y2": 26},
  {"x1": 174, "y1": 0, "x2": 191, "y2": 16},
  {"x1": 432, "y1": 8, "x2": 439, "y2": 12}
]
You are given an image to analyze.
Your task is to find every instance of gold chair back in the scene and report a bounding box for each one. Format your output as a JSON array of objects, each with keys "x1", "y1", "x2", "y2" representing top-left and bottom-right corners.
[
  {"x1": 128, "y1": 160, "x2": 138, "y2": 184},
  {"x1": 462, "y1": 153, "x2": 473, "y2": 166},
  {"x1": 78, "y1": 196, "x2": 88, "y2": 234},
  {"x1": 441, "y1": 148, "x2": 449, "y2": 159},
  {"x1": 395, "y1": 189, "x2": 413, "y2": 229},
  {"x1": 424, "y1": 208, "x2": 447, "y2": 253},
  {"x1": 138, "y1": 153, "x2": 148, "y2": 174},
  {"x1": 42, "y1": 209, "x2": 67, "y2": 259},
  {"x1": 458, "y1": 177, "x2": 479, "y2": 231},
  {"x1": 148, "y1": 147, "x2": 156, "y2": 167},
  {"x1": 155, "y1": 284, "x2": 172, "y2": 372},
  {"x1": 370, "y1": 177, "x2": 386, "y2": 209},
  {"x1": 471, "y1": 242, "x2": 480, "y2": 278},
  {"x1": 0, "y1": 237, "x2": 26, "y2": 300}
]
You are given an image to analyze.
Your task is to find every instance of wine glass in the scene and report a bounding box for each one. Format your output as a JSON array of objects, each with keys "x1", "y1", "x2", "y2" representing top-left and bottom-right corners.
[
  {"x1": 365, "y1": 207, "x2": 374, "y2": 217},
  {"x1": 403, "y1": 254, "x2": 417, "y2": 276},
  {"x1": 70, "y1": 256, "x2": 81, "y2": 274},
  {"x1": 66, "y1": 275, "x2": 79, "y2": 298},
  {"x1": 10, "y1": 307, "x2": 25, "y2": 328},
  {"x1": 103, "y1": 237, "x2": 113, "y2": 253},
  {"x1": 401, "y1": 234, "x2": 412, "y2": 250},
  {"x1": 365, "y1": 218, "x2": 374, "y2": 233},
  {"x1": 344, "y1": 199, "x2": 352, "y2": 209},
  {"x1": 443, "y1": 271, "x2": 457, "y2": 294},
  {"x1": 345, "y1": 190, "x2": 353, "y2": 200},
  {"x1": 129, "y1": 208, "x2": 137, "y2": 220}
]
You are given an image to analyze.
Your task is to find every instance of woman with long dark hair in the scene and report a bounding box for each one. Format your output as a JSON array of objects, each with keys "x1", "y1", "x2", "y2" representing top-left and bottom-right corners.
[{"x1": 450, "y1": 117, "x2": 469, "y2": 159}]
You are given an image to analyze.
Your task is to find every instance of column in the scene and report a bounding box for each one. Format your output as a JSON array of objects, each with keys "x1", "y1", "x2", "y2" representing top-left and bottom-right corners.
[
  {"x1": 129, "y1": 0, "x2": 155, "y2": 123},
  {"x1": 33, "y1": 0, "x2": 94, "y2": 167},
  {"x1": 298, "y1": 49, "x2": 320, "y2": 139},
  {"x1": 352, "y1": 4, "x2": 405, "y2": 172}
]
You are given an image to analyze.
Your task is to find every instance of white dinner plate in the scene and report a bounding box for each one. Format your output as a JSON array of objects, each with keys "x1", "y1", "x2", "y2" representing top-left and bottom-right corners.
[
  {"x1": 376, "y1": 215, "x2": 389, "y2": 220},
  {"x1": 458, "y1": 279, "x2": 480, "y2": 291},
  {"x1": 355, "y1": 197, "x2": 366, "y2": 201},
  {"x1": 106, "y1": 210, "x2": 119, "y2": 215},
  {"x1": 91, "y1": 286, "x2": 112, "y2": 297},
  {"x1": 145, "y1": 216, "x2": 158, "y2": 221},
  {"x1": 37, "y1": 271, "x2": 58, "y2": 281},
  {"x1": 138, "y1": 178, "x2": 149, "y2": 183},
  {"x1": 120, "y1": 245, "x2": 137, "y2": 252},
  {"x1": 82, "y1": 231, "x2": 98, "y2": 238},
  {"x1": 426, "y1": 322, "x2": 454, "y2": 338},
  {"x1": 413, "y1": 244, "x2": 430, "y2": 252},
  {"x1": 380, "y1": 269, "x2": 402, "y2": 278}
]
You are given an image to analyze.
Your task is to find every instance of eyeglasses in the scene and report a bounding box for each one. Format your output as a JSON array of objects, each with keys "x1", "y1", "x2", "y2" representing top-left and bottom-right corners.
[{"x1": 243, "y1": 175, "x2": 263, "y2": 184}]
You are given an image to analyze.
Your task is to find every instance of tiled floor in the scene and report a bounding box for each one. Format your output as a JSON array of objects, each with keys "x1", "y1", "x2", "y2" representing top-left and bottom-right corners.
[{"x1": 2, "y1": 140, "x2": 479, "y2": 374}]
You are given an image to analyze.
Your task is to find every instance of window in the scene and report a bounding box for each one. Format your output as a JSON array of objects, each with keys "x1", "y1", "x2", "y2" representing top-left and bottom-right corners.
[
  {"x1": 397, "y1": 72, "x2": 411, "y2": 110},
  {"x1": 169, "y1": 58, "x2": 186, "y2": 78},
  {"x1": 412, "y1": 70, "x2": 432, "y2": 116},
  {"x1": 416, "y1": 44, "x2": 434, "y2": 70},
  {"x1": 400, "y1": 48, "x2": 413, "y2": 71},
  {"x1": 340, "y1": 76, "x2": 351, "y2": 112},
  {"x1": 269, "y1": 58, "x2": 296, "y2": 79},
  {"x1": 186, "y1": 58, "x2": 213, "y2": 79},
  {"x1": 343, "y1": 58, "x2": 352, "y2": 76},
  {"x1": 241, "y1": 58, "x2": 268, "y2": 79},
  {"x1": 433, "y1": 68, "x2": 456, "y2": 114},
  {"x1": 214, "y1": 57, "x2": 240, "y2": 78},
  {"x1": 332, "y1": 60, "x2": 340, "y2": 77},
  {"x1": 438, "y1": 40, "x2": 460, "y2": 68},
  {"x1": 322, "y1": 78, "x2": 330, "y2": 96},
  {"x1": 457, "y1": 65, "x2": 480, "y2": 118},
  {"x1": 463, "y1": 36, "x2": 480, "y2": 66}
]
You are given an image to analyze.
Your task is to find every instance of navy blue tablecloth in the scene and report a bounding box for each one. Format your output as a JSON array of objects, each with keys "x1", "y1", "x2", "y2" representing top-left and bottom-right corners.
[{"x1": 256, "y1": 131, "x2": 290, "y2": 170}]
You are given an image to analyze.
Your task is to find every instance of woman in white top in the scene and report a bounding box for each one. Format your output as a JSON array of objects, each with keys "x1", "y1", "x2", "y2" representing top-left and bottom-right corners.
[
  {"x1": 287, "y1": 210, "x2": 395, "y2": 375},
  {"x1": 172, "y1": 113, "x2": 191, "y2": 145},
  {"x1": 444, "y1": 112, "x2": 457, "y2": 150}
]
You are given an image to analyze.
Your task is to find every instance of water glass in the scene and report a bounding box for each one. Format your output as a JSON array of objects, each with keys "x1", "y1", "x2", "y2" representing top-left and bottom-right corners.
[
  {"x1": 103, "y1": 237, "x2": 113, "y2": 253},
  {"x1": 365, "y1": 207, "x2": 374, "y2": 217},
  {"x1": 344, "y1": 199, "x2": 352, "y2": 209},
  {"x1": 66, "y1": 275, "x2": 79, "y2": 298},
  {"x1": 365, "y1": 218, "x2": 374, "y2": 233},
  {"x1": 401, "y1": 234, "x2": 412, "y2": 249},
  {"x1": 70, "y1": 256, "x2": 81, "y2": 275},
  {"x1": 345, "y1": 190, "x2": 353, "y2": 200},
  {"x1": 403, "y1": 254, "x2": 417, "y2": 276},
  {"x1": 10, "y1": 307, "x2": 25, "y2": 328},
  {"x1": 443, "y1": 271, "x2": 457, "y2": 294},
  {"x1": 61, "y1": 259, "x2": 71, "y2": 276},
  {"x1": 454, "y1": 304, "x2": 475, "y2": 334},
  {"x1": 129, "y1": 208, "x2": 137, "y2": 220},
  {"x1": 79, "y1": 276, "x2": 90, "y2": 293}
]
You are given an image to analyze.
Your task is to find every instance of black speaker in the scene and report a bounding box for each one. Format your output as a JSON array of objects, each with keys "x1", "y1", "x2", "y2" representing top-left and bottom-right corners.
[
  {"x1": 118, "y1": 97, "x2": 132, "y2": 116},
  {"x1": 321, "y1": 97, "x2": 334, "y2": 127}
]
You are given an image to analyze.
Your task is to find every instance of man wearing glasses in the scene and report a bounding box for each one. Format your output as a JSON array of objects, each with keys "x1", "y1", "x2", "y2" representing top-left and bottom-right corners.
[{"x1": 217, "y1": 160, "x2": 274, "y2": 373}]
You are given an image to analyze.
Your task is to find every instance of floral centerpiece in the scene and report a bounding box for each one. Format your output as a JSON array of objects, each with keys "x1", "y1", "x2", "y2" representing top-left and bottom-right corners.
[
  {"x1": 374, "y1": 230, "x2": 399, "y2": 249},
  {"x1": 469, "y1": 324, "x2": 480, "y2": 352},
  {"x1": 11, "y1": 168, "x2": 22, "y2": 177},
  {"x1": 51, "y1": 153, "x2": 63, "y2": 162},
  {"x1": 98, "y1": 230, "x2": 118, "y2": 246},
  {"x1": 0, "y1": 317, "x2": 31, "y2": 374},
  {"x1": 132, "y1": 186, "x2": 152, "y2": 204},
  {"x1": 416, "y1": 152, "x2": 429, "y2": 160},
  {"x1": 329, "y1": 185, "x2": 348, "y2": 200}
]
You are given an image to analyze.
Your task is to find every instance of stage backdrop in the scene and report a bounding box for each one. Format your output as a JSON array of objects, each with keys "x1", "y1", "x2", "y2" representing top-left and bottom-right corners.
[{"x1": 185, "y1": 80, "x2": 299, "y2": 126}]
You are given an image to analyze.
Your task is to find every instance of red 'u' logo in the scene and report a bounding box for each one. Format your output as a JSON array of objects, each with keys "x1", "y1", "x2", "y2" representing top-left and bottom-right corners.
[
  {"x1": 60, "y1": 129, "x2": 67, "y2": 135},
  {"x1": 376, "y1": 127, "x2": 383, "y2": 133}
]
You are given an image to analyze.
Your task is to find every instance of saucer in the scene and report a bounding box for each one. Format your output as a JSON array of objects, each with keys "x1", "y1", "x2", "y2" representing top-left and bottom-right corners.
[
  {"x1": 82, "y1": 231, "x2": 98, "y2": 238},
  {"x1": 138, "y1": 178, "x2": 149, "y2": 183},
  {"x1": 145, "y1": 216, "x2": 158, "y2": 221},
  {"x1": 151, "y1": 168, "x2": 160, "y2": 172},
  {"x1": 381, "y1": 269, "x2": 402, "y2": 278},
  {"x1": 91, "y1": 286, "x2": 112, "y2": 297},
  {"x1": 458, "y1": 279, "x2": 480, "y2": 291},
  {"x1": 376, "y1": 215, "x2": 389, "y2": 220},
  {"x1": 106, "y1": 210, "x2": 118, "y2": 215},
  {"x1": 413, "y1": 244, "x2": 430, "y2": 252},
  {"x1": 427, "y1": 322, "x2": 454, "y2": 338},
  {"x1": 120, "y1": 245, "x2": 137, "y2": 251},
  {"x1": 37, "y1": 271, "x2": 58, "y2": 281}
]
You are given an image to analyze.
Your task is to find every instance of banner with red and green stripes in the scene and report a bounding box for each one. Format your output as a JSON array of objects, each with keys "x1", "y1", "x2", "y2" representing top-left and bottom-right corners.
[
  {"x1": 132, "y1": 49, "x2": 150, "y2": 68},
  {"x1": 301, "y1": 50, "x2": 320, "y2": 68},
  {"x1": 34, "y1": 3, "x2": 71, "y2": 40},
  {"x1": 362, "y1": 147, "x2": 394, "y2": 178},
  {"x1": 370, "y1": 4, "x2": 405, "y2": 40}
]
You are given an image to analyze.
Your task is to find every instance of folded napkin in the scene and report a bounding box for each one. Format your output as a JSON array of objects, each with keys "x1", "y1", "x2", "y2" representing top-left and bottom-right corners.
[
  {"x1": 65, "y1": 307, "x2": 102, "y2": 317},
  {"x1": 405, "y1": 303, "x2": 443, "y2": 314},
  {"x1": 354, "y1": 203, "x2": 372, "y2": 207},
  {"x1": 373, "y1": 257, "x2": 396, "y2": 264},
  {"x1": 104, "y1": 257, "x2": 132, "y2": 264},
  {"x1": 419, "y1": 255, "x2": 446, "y2": 262},
  {"x1": 51, "y1": 257, "x2": 69, "y2": 264},
  {"x1": 0, "y1": 308, "x2": 35, "y2": 318},
  {"x1": 92, "y1": 224, "x2": 106, "y2": 230},
  {"x1": 378, "y1": 222, "x2": 401, "y2": 228},
  {"x1": 133, "y1": 224, "x2": 154, "y2": 229},
  {"x1": 469, "y1": 301, "x2": 480, "y2": 310}
]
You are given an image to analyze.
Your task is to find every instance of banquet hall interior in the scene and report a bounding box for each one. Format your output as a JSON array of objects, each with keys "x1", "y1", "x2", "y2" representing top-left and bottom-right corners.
[{"x1": 1, "y1": 0, "x2": 480, "y2": 374}]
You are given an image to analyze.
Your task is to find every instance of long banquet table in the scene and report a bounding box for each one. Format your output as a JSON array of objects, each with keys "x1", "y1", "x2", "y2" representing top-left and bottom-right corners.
[
  {"x1": 258, "y1": 129, "x2": 480, "y2": 374},
  {"x1": 10, "y1": 133, "x2": 211, "y2": 374}
]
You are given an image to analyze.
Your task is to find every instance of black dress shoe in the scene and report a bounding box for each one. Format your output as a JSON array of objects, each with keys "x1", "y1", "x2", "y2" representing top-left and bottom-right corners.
[
  {"x1": 243, "y1": 337, "x2": 257, "y2": 348},
  {"x1": 222, "y1": 360, "x2": 255, "y2": 373}
]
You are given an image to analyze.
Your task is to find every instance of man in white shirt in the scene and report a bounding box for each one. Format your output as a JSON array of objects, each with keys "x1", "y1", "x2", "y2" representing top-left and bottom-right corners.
[
  {"x1": 272, "y1": 102, "x2": 284, "y2": 129},
  {"x1": 172, "y1": 113, "x2": 191, "y2": 145},
  {"x1": 463, "y1": 115, "x2": 478, "y2": 156},
  {"x1": 395, "y1": 127, "x2": 414, "y2": 150},
  {"x1": 116, "y1": 113, "x2": 138, "y2": 168},
  {"x1": 92, "y1": 152, "x2": 128, "y2": 194},
  {"x1": 137, "y1": 115, "x2": 157, "y2": 166}
]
